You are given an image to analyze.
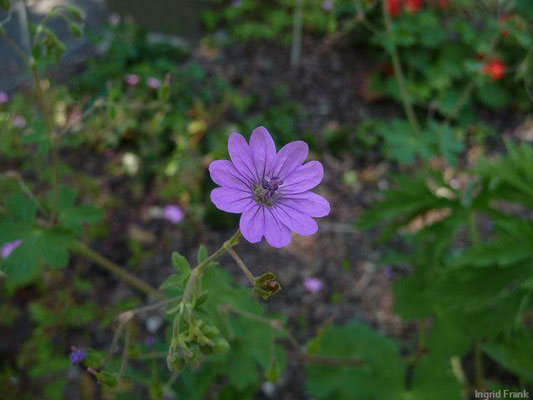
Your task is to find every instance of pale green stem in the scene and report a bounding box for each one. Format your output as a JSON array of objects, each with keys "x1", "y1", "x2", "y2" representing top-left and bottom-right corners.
[
  {"x1": 70, "y1": 241, "x2": 164, "y2": 299},
  {"x1": 382, "y1": 0, "x2": 422, "y2": 136},
  {"x1": 291, "y1": 0, "x2": 304, "y2": 67}
]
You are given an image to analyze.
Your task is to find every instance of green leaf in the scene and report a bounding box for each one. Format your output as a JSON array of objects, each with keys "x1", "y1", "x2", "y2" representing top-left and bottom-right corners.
[
  {"x1": 84, "y1": 349, "x2": 105, "y2": 369},
  {"x1": 1, "y1": 234, "x2": 41, "y2": 285},
  {"x1": 159, "y1": 274, "x2": 185, "y2": 292},
  {"x1": 60, "y1": 204, "x2": 103, "y2": 228},
  {"x1": 197, "y1": 245, "x2": 208, "y2": 263},
  {"x1": 305, "y1": 322, "x2": 404, "y2": 400},
  {"x1": 6, "y1": 194, "x2": 37, "y2": 223},
  {"x1": 40, "y1": 230, "x2": 70, "y2": 269},
  {"x1": 392, "y1": 274, "x2": 434, "y2": 320},
  {"x1": 483, "y1": 330, "x2": 533, "y2": 383},
  {"x1": 410, "y1": 354, "x2": 463, "y2": 400},
  {"x1": 172, "y1": 252, "x2": 191, "y2": 276}
]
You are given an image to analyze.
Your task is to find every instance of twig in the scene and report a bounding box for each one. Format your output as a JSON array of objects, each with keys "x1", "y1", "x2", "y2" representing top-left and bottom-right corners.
[{"x1": 70, "y1": 241, "x2": 164, "y2": 299}]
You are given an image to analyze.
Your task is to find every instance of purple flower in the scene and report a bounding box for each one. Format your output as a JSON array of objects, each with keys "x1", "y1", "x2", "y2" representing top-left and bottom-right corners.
[
  {"x1": 384, "y1": 267, "x2": 395, "y2": 280},
  {"x1": 0, "y1": 91, "x2": 8, "y2": 104},
  {"x1": 124, "y1": 74, "x2": 140, "y2": 86},
  {"x1": 322, "y1": 0, "x2": 333, "y2": 11},
  {"x1": 209, "y1": 126, "x2": 330, "y2": 248},
  {"x1": 11, "y1": 116, "x2": 26, "y2": 128},
  {"x1": 147, "y1": 77, "x2": 161, "y2": 89},
  {"x1": 1, "y1": 240, "x2": 22, "y2": 259},
  {"x1": 69, "y1": 347, "x2": 87, "y2": 365},
  {"x1": 145, "y1": 335, "x2": 155, "y2": 348},
  {"x1": 232, "y1": 0, "x2": 242, "y2": 7},
  {"x1": 304, "y1": 277, "x2": 324, "y2": 293},
  {"x1": 163, "y1": 205, "x2": 184, "y2": 224}
]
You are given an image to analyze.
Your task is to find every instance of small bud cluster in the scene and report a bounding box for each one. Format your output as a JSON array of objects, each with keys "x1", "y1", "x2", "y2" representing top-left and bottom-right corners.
[{"x1": 167, "y1": 303, "x2": 229, "y2": 372}]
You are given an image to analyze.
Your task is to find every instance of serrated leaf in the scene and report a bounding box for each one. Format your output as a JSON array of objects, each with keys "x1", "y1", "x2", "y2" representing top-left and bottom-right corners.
[{"x1": 305, "y1": 322, "x2": 404, "y2": 400}]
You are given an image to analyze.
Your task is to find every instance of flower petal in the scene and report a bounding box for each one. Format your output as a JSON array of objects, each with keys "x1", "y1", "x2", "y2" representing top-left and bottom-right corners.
[
  {"x1": 270, "y1": 141, "x2": 308, "y2": 180},
  {"x1": 280, "y1": 161, "x2": 323, "y2": 194},
  {"x1": 228, "y1": 133, "x2": 259, "y2": 183},
  {"x1": 209, "y1": 160, "x2": 252, "y2": 190},
  {"x1": 250, "y1": 126, "x2": 276, "y2": 179},
  {"x1": 272, "y1": 203, "x2": 318, "y2": 236},
  {"x1": 278, "y1": 192, "x2": 330, "y2": 218},
  {"x1": 263, "y1": 207, "x2": 292, "y2": 248},
  {"x1": 210, "y1": 187, "x2": 253, "y2": 213},
  {"x1": 240, "y1": 203, "x2": 265, "y2": 243}
]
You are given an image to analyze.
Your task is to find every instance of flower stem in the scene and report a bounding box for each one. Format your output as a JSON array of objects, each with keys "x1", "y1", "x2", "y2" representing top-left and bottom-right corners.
[
  {"x1": 225, "y1": 245, "x2": 255, "y2": 285},
  {"x1": 382, "y1": 0, "x2": 422, "y2": 137},
  {"x1": 290, "y1": 0, "x2": 304, "y2": 68},
  {"x1": 182, "y1": 229, "x2": 242, "y2": 304},
  {"x1": 70, "y1": 240, "x2": 164, "y2": 299},
  {"x1": 29, "y1": 58, "x2": 60, "y2": 223},
  {"x1": 118, "y1": 323, "x2": 131, "y2": 382}
]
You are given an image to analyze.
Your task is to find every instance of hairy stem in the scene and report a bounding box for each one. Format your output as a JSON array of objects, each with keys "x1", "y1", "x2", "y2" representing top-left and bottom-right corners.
[
  {"x1": 225, "y1": 245, "x2": 255, "y2": 285},
  {"x1": 118, "y1": 323, "x2": 131, "y2": 382},
  {"x1": 382, "y1": 0, "x2": 422, "y2": 136},
  {"x1": 29, "y1": 59, "x2": 60, "y2": 223},
  {"x1": 182, "y1": 229, "x2": 242, "y2": 304},
  {"x1": 70, "y1": 241, "x2": 164, "y2": 299},
  {"x1": 290, "y1": 0, "x2": 304, "y2": 67}
]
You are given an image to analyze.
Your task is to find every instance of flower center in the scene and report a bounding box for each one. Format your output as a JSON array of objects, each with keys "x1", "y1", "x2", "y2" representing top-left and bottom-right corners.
[{"x1": 254, "y1": 176, "x2": 283, "y2": 206}]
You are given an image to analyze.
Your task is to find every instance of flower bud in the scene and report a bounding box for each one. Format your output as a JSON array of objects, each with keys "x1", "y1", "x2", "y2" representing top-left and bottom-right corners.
[
  {"x1": 254, "y1": 272, "x2": 281, "y2": 299},
  {"x1": 213, "y1": 338, "x2": 230, "y2": 354}
]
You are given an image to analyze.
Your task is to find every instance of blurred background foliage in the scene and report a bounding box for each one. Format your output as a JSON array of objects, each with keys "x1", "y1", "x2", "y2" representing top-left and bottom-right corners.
[{"x1": 0, "y1": 0, "x2": 532, "y2": 399}]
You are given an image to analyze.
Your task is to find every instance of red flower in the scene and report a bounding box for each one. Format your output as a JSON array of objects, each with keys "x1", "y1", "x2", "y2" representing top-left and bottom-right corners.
[
  {"x1": 404, "y1": 0, "x2": 423, "y2": 13},
  {"x1": 482, "y1": 59, "x2": 506, "y2": 81},
  {"x1": 387, "y1": 0, "x2": 402, "y2": 17}
]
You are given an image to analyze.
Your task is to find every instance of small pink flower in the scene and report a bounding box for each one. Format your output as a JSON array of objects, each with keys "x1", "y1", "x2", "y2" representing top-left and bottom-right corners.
[
  {"x1": 124, "y1": 74, "x2": 140, "y2": 86},
  {"x1": 0, "y1": 91, "x2": 8, "y2": 104},
  {"x1": 322, "y1": 1, "x2": 333, "y2": 11},
  {"x1": 11, "y1": 115, "x2": 27, "y2": 128},
  {"x1": 109, "y1": 13, "x2": 121, "y2": 27},
  {"x1": 147, "y1": 77, "x2": 161, "y2": 89},
  {"x1": 163, "y1": 205, "x2": 184, "y2": 224},
  {"x1": 304, "y1": 277, "x2": 324, "y2": 293},
  {"x1": 1, "y1": 240, "x2": 22, "y2": 259}
]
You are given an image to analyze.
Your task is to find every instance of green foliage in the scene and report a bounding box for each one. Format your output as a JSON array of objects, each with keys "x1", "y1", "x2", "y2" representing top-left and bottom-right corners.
[
  {"x1": 358, "y1": 141, "x2": 533, "y2": 390},
  {"x1": 306, "y1": 322, "x2": 405, "y2": 400}
]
